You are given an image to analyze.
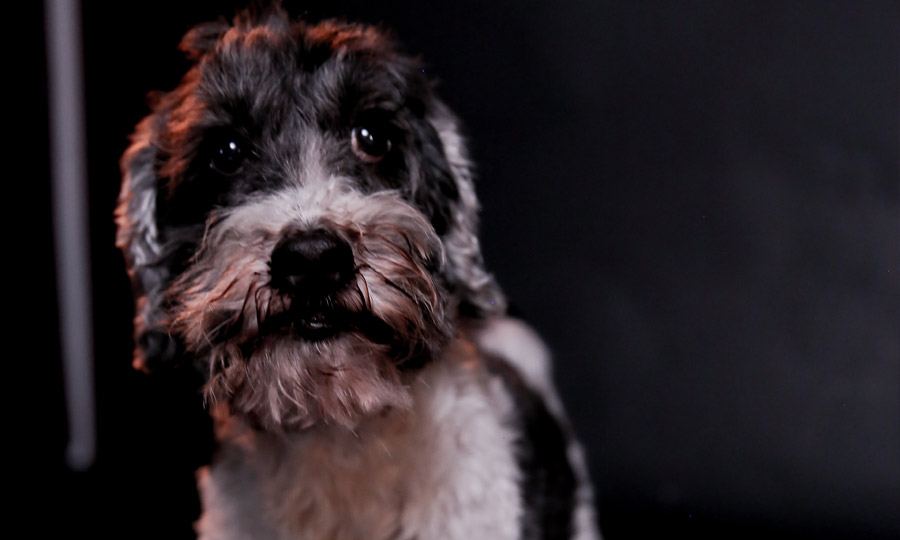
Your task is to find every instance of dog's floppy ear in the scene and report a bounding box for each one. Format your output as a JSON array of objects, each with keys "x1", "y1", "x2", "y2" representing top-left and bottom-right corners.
[
  {"x1": 428, "y1": 101, "x2": 508, "y2": 318},
  {"x1": 117, "y1": 16, "x2": 244, "y2": 371},
  {"x1": 115, "y1": 113, "x2": 180, "y2": 372}
]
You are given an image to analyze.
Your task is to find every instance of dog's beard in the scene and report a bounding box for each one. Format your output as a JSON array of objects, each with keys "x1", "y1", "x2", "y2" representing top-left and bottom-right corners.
[{"x1": 167, "y1": 194, "x2": 450, "y2": 430}]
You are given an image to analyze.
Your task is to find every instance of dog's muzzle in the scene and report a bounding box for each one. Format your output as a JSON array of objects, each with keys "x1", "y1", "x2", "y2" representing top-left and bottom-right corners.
[{"x1": 267, "y1": 228, "x2": 357, "y2": 340}]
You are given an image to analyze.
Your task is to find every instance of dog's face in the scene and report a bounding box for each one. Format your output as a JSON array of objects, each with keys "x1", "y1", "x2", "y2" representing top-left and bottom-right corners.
[{"x1": 116, "y1": 12, "x2": 504, "y2": 430}]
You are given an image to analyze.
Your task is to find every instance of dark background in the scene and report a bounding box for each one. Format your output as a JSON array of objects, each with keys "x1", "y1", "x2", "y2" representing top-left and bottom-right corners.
[{"x1": 31, "y1": 1, "x2": 898, "y2": 538}]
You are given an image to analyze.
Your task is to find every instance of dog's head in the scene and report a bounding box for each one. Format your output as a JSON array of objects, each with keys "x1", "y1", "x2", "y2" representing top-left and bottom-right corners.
[{"x1": 115, "y1": 10, "x2": 505, "y2": 430}]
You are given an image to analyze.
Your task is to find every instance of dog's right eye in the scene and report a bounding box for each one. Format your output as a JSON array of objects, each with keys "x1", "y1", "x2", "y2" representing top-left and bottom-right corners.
[
  {"x1": 351, "y1": 110, "x2": 396, "y2": 163},
  {"x1": 209, "y1": 137, "x2": 245, "y2": 175}
]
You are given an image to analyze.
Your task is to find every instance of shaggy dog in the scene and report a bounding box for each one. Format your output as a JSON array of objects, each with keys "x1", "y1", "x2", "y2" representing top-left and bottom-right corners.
[{"x1": 116, "y1": 8, "x2": 599, "y2": 539}]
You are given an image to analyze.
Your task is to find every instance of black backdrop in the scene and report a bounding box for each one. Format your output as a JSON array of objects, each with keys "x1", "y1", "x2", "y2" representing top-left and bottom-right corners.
[{"x1": 33, "y1": 1, "x2": 898, "y2": 538}]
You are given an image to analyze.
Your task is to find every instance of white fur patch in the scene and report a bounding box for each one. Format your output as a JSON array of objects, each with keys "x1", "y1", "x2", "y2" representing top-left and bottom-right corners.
[{"x1": 474, "y1": 317, "x2": 555, "y2": 409}]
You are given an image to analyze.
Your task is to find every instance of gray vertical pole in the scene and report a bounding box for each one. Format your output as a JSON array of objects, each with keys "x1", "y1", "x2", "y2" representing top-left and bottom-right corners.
[{"x1": 45, "y1": 0, "x2": 96, "y2": 471}]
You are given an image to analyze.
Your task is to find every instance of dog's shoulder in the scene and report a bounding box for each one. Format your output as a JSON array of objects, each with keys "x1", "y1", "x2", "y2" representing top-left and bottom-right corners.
[{"x1": 471, "y1": 316, "x2": 556, "y2": 403}]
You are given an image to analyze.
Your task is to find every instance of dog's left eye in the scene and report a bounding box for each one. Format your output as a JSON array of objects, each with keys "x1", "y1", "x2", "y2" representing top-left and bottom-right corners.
[
  {"x1": 351, "y1": 115, "x2": 394, "y2": 162},
  {"x1": 209, "y1": 138, "x2": 245, "y2": 175}
]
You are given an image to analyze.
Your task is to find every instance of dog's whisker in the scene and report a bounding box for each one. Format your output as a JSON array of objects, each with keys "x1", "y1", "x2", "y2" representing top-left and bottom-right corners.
[
  {"x1": 355, "y1": 265, "x2": 374, "y2": 309},
  {"x1": 252, "y1": 286, "x2": 267, "y2": 323}
]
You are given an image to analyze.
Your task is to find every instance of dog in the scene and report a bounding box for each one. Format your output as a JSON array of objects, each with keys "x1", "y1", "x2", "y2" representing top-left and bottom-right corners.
[{"x1": 116, "y1": 7, "x2": 599, "y2": 539}]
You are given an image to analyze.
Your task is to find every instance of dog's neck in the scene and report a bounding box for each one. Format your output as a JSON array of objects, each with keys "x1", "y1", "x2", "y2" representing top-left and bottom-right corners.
[{"x1": 198, "y1": 333, "x2": 525, "y2": 539}]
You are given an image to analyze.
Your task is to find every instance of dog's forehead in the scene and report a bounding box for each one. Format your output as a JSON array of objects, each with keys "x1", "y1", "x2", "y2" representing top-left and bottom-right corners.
[{"x1": 193, "y1": 21, "x2": 412, "y2": 119}]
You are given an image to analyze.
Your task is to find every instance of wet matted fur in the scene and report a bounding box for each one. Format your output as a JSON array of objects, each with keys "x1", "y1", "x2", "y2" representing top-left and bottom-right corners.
[{"x1": 116, "y1": 7, "x2": 599, "y2": 539}]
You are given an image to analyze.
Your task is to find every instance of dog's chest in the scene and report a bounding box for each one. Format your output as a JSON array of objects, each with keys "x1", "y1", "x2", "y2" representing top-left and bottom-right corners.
[{"x1": 196, "y1": 357, "x2": 524, "y2": 540}]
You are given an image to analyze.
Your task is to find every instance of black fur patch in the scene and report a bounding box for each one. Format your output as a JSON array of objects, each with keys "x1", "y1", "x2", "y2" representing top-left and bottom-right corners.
[{"x1": 484, "y1": 352, "x2": 577, "y2": 540}]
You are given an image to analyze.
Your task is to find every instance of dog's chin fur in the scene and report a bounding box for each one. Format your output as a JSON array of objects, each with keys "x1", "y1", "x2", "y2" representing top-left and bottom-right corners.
[{"x1": 206, "y1": 334, "x2": 412, "y2": 431}]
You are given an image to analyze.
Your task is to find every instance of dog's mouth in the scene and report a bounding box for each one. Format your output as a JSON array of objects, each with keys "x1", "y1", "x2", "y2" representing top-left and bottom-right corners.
[
  {"x1": 260, "y1": 301, "x2": 394, "y2": 344},
  {"x1": 297, "y1": 310, "x2": 332, "y2": 333}
]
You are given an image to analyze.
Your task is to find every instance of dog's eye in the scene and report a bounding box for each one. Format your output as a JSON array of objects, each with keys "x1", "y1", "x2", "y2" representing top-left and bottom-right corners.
[
  {"x1": 351, "y1": 117, "x2": 393, "y2": 162},
  {"x1": 209, "y1": 138, "x2": 245, "y2": 175}
]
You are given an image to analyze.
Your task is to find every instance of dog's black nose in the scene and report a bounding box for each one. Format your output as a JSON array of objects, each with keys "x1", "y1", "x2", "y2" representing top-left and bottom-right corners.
[{"x1": 269, "y1": 229, "x2": 355, "y2": 296}]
